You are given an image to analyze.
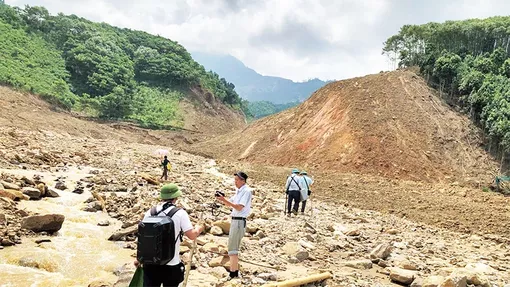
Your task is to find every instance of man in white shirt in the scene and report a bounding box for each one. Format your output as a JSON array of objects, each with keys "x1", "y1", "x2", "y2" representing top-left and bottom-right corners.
[
  {"x1": 134, "y1": 183, "x2": 203, "y2": 287},
  {"x1": 285, "y1": 168, "x2": 302, "y2": 216},
  {"x1": 216, "y1": 171, "x2": 252, "y2": 279}
]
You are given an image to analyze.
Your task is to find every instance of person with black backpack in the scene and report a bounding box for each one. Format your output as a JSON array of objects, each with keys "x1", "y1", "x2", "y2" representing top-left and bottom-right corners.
[
  {"x1": 285, "y1": 168, "x2": 302, "y2": 216},
  {"x1": 134, "y1": 183, "x2": 203, "y2": 287}
]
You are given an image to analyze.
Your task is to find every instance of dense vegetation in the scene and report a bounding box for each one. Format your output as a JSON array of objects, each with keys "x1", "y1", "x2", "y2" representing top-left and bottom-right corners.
[
  {"x1": 247, "y1": 101, "x2": 299, "y2": 120},
  {"x1": 383, "y1": 17, "x2": 510, "y2": 159},
  {"x1": 0, "y1": 4, "x2": 246, "y2": 127}
]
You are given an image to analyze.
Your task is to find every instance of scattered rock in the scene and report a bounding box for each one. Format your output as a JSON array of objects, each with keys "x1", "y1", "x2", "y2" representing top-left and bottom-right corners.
[
  {"x1": 22, "y1": 187, "x2": 41, "y2": 200},
  {"x1": 212, "y1": 220, "x2": 230, "y2": 234},
  {"x1": 21, "y1": 214, "x2": 65, "y2": 233},
  {"x1": 36, "y1": 183, "x2": 46, "y2": 197},
  {"x1": 345, "y1": 260, "x2": 373, "y2": 270},
  {"x1": 88, "y1": 281, "x2": 112, "y2": 287},
  {"x1": 422, "y1": 275, "x2": 445, "y2": 287},
  {"x1": 55, "y1": 181, "x2": 67, "y2": 190},
  {"x1": 345, "y1": 228, "x2": 361, "y2": 236},
  {"x1": 46, "y1": 187, "x2": 60, "y2": 197},
  {"x1": 370, "y1": 243, "x2": 393, "y2": 260},
  {"x1": 0, "y1": 189, "x2": 29, "y2": 201},
  {"x1": 0, "y1": 181, "x2": 20, "y2": 190},
  {"x1": 1, "y1": 238, "x2": 15, "y2": 246},
  {"x1": 389, "y1": 267, "x2": 417, "y2": 285},
  {"x1": 35, "y1": 239, "x2": 51, "y2": 244},
  {"x1": 208, "y1": 256, "x2": 229, "y2": 268},
  {"x1": 98, "y1": 220, "x2": 110, "y2": 227},
  {"x1": 255, "y1": 230, "x2": 266, "y2": 239},
  {"x1": 210, "y1": 226, "x2": 223, "y2": 236},
  {"x1": 21, "y1": 176, "x2": 35, "y2": 186},
  {"x1": 73, "y1": 187, "x2": 84, "y2": 194}
]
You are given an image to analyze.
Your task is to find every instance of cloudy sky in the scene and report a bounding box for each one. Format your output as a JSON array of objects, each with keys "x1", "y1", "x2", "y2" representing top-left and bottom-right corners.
[{"x1": 6, "y1": 0, "x2": 510, "y2": 81}]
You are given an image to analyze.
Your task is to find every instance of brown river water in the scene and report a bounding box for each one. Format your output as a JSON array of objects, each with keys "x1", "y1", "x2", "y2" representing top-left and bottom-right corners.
[{"x1": 0, "y1": 168, "x2": 133, "y2": 287}]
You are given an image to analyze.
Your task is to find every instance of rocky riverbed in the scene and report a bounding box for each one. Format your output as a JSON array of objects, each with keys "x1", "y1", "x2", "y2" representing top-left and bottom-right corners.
[{"x1": 1, "y1": 128, "x2": 510, "y2": 286}]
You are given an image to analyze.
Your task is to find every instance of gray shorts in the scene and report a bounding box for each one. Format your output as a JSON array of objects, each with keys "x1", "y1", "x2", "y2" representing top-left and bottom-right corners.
[{"x1": 227, "y1": 219, "x2": 246, "y2": 255}]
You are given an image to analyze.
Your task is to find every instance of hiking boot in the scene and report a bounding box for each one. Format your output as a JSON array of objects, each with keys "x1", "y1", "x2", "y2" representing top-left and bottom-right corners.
[{"x1": 292, "y1": 210, "x2": 298, "y2": 215}]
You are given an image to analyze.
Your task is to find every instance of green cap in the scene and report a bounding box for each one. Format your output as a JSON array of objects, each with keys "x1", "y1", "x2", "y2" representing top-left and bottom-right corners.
[
  {"x1": 292, "y1": 168, "x2": 300, "y2": 174},
  {"x1": 160, "y1": 183, "x2": 182, "y2": 200},
  {"x1": 300, "y1": 171, "x2": 307, "y2": 175}
]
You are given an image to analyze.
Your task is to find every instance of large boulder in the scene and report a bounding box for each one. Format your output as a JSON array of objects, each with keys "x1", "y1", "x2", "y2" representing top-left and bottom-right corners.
[
  {"x1": 213, "y1": 220, "x2": 231, "y2": 234},
  {"x1": 21, "y1": 214, "x2": 65, "y2": 233},
  {"x1": 0, "y1": 181, "x2": 20, "y2": 190},
  {"x1": 0, "y1": 189, "x2": 29, "y2": 201},
  {"x1": 22, "y1": 187, "x2": 41, "y2": 200}
]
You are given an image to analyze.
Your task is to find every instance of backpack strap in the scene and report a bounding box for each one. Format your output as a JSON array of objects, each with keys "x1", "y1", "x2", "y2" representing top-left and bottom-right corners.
[
  {"x1": 290, "y1": 176, "x2": 301, "y2": 190},
  {"x1": 303, "y1": 177, "x2": 310, "y2": 190},
  {"x1": 162, "y1": 205, "x2": 184, "y2": 243}
]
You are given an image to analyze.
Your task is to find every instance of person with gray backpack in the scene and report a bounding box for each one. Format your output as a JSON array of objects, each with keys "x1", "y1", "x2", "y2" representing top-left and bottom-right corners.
[
  {"x1": 134, "y1": 183, "x2": 203, "y2": 287},
  {"x1": 285, "y1": 168, "x2": 302, "y2": 216}
]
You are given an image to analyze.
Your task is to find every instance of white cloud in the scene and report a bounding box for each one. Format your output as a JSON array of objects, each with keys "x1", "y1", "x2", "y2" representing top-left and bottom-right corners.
[{"x1": 5, "y1": 0, "x2": 510, "y2": 81}]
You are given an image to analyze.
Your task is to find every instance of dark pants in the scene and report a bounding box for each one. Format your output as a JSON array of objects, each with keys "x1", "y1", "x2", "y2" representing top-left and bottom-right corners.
[
  {"x1": 287, "y1": 190, "x2": 300, "y2": 213},
  {"x1": 143, "y1": 263, "x2": 184, "y2": 287},
  {"x1": 161, "y1": 167, "x2": 168, "y2": 181},
  {"x1": 300, "y1": 200, "x2": 307, "y2": 212}
]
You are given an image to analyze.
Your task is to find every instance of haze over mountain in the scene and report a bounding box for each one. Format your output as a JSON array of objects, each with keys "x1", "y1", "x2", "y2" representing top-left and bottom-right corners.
[{"x1": 192, "y1": 52, "x2": 329, "y2": 104}]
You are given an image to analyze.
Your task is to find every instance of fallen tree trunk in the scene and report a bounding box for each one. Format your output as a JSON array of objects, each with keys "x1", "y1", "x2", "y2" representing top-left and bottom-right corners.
[
  {"x1": 260, "y1": 272, "x2": 332, "y2": 287},
  {"x1": 140, "y1": 173, "x2": 160, "y2": 185},
  {"x1": 108, "y1": 225, "x2": 138, "y2": 241}
]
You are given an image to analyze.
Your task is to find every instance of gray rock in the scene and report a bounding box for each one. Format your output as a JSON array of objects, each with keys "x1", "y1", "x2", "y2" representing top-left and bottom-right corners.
[
  {"x1": 345, "y1": 260, "x2": 373, "y2": 270},
  {"x1": 22, "y1": 187, "x2": 41, "y2": 200},
  {"x1": 21, "y1": 214, "x2": 65, "y2": 233},
  {"x1": 46, "y1": 188, "x2": 60, "y2": 197},
  {"x1": 55, "y1": 181, "x2": 67, "y2": 190}
]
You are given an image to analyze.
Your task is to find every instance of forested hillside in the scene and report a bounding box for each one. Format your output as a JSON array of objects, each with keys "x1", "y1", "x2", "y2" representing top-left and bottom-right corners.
[
  {"x1": 0, "y1": 4, "x2": 247, "y2": 128},
  {"x1": 247, "y1": 101, "x2": 299, "y2": 120},
  {"x1": 384, "y1": 17, "x2": 510, "y2": 159}
]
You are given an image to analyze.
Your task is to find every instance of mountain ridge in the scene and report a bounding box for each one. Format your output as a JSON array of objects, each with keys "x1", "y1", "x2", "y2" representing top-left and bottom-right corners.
[{"x1": 191, "y1": 51, "x2": 330, "y2": 104}]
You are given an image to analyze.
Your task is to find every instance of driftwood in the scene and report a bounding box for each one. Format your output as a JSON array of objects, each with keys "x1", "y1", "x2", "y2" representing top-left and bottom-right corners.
[
  {"x1": 260, "y1": 272, "x2": 332, "y2": 287},
  {"x1": 140, "y1": 173, "x2": 160, "y2": 185}
]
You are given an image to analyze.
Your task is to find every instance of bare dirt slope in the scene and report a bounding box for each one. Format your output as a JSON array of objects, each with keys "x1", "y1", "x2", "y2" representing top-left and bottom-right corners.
[
  {"x1": 195, "y1": 70, "x2": 498, "y2": 183},
  {"x1": 0, "y1": 86, "x2": 244, "y2": 148}
]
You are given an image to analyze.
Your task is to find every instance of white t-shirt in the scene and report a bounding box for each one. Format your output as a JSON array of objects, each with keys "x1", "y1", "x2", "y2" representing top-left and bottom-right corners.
[
  {"x1": 144, "y1": 203, "x2": 193, "y2": 266},
  {"x1": 285, "y1": 174, "x2": 302, "y2": 191},
  {"x1": 229, "y1": 184, "x2": 252, "y2": 218}
]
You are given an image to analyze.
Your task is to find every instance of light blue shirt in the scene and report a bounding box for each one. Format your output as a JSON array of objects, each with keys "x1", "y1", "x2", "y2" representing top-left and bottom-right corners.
[
  {"x1": 299, "y1": 175, "x2": 314, "y2": 201},
  {"x1": 229, "y1": 184, "x2": 252, "y2": 218},
  {"x1": 301, "y1": 175, "x2": 314, "y2": 191}
]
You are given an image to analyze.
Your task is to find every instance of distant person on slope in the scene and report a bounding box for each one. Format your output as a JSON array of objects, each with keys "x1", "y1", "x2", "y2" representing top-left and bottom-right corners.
[
  {"x1": 161, "y1": 156, "x2": 170, "y2": 181},
  {"x1": 285, "y1": 168, "x2": 302, "y2": 216},
  {"x1": 299, "y1": 170, "x2": 314, "y2": 214}
]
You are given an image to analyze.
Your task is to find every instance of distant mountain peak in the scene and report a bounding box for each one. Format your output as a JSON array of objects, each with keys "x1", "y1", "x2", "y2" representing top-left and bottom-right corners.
[{"x1": 191, "y1": 51, "x2": 327, "y2": 104}]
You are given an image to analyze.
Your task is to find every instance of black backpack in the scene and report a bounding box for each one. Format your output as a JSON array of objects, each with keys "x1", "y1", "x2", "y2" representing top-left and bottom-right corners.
[{"x1": 137, "y1": 202, "x2": 183, "y2": 265}]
